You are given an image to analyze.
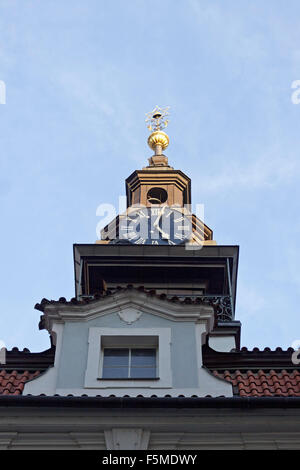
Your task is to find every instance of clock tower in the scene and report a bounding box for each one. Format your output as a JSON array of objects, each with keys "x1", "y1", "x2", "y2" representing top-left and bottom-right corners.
[
  {"x1": 100, "y1": 106, "x2": 214, "y2": 246},
  {"x1": 73, "y1": 107, "x2": 239, "y2": 341}
]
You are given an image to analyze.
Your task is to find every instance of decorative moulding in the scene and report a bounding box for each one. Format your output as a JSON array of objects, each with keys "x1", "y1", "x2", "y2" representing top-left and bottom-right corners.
[
  {"x1": 117, "y1": 307, "x2": 142, "y2": 325},
  {"x1": 40, "y1": 289, "x2": 215, "y2": 335},
  {"x1": 104, "y1": 428, "x2": 150, "y2": 450}
]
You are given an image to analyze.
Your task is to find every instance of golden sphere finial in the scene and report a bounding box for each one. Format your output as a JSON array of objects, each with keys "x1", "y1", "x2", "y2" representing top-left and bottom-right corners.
[
  {"x1": 145, "y1": 106, "x2": 170, "y2": 155},
  {"x1": 147, "y1": 131, "x2": 169, "y2": 151}
]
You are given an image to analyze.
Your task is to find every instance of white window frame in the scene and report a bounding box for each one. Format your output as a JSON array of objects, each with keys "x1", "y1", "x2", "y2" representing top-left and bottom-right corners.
[
  {"x1": 84, "y1": 327, "x2": 172, "y2": 389},
  {"x1": 101, "y1": 346, "x2": 157, "y2": 379}
]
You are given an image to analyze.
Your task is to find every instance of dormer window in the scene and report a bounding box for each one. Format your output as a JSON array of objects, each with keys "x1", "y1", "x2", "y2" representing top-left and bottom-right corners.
[
  {"x1": 84, "y1": 327, "x2": 172, "y2": 389},
  {"x1": 102, "y1": 348, "x2": 157, "y2": 379}
]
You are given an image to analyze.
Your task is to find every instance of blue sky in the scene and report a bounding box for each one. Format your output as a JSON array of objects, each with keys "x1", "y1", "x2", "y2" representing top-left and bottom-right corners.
[{"x1": 0, "y1": 0, "x2": 300, "y2": 351}]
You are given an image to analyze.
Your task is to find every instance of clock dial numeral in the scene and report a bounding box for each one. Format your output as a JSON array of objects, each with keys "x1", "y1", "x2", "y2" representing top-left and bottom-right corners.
[
  {"x1": 137, "y1": 210, "x2": 149, "y2": 219},
  {"x1": 127, "y1": 231, "x2": 138, "y2": 240},
  {"x1": 174, "y1": 233, "x2": 187, "y2": 241},
  {"x1": 151, "y1": 208, "x2": 161, "y2": 216},
  {"x1": 134, "y1": 238, "x2": 146, "y2": 245}
]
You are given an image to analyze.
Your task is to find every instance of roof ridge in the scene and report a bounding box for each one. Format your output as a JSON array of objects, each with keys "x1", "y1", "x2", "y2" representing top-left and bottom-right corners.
[{"x1": 35, "y1": 284, "x2": 217, "y2": 312}]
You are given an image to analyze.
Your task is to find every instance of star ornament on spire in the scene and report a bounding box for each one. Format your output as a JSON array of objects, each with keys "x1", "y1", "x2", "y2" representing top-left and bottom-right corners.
[{"x1": 145, "y1": 105, "x2": 170, "y2": 132}]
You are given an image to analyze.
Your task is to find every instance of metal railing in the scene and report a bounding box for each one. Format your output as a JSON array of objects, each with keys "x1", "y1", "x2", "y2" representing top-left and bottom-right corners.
[
  {"x1": 198, "y1": 295, "x2": 233, "y2": 322},
  {"x1": 173, "y1": 294, "x2": 233, "y2": 321}
]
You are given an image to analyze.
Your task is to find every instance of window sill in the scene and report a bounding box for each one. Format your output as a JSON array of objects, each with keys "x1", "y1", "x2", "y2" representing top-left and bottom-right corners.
[{"x1": 98, "y1": 377, "x2": 160, "y2": 381}]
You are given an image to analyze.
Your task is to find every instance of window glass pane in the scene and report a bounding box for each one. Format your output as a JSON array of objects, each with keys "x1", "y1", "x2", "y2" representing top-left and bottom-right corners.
[
  {"x1": 102, "y1": 367, "x2": 128, "y2": 379},
  {"x1": 103, "y1": 349, "x2": 129, "y2": 367},
  {"x1": 131, "y1": 367, "x2": 156, "y2": 378},
  {"x1": 131, "y1": 349, "x2": 156, "y2": 367},
  {"x1": 102, "y1": 348, "x2": 156, "y2": 379}
]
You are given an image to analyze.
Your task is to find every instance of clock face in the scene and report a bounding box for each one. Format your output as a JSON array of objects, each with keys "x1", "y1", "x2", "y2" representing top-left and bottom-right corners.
[{"x1": 119, "y1": 206, "x2": 193, "y2": 245}]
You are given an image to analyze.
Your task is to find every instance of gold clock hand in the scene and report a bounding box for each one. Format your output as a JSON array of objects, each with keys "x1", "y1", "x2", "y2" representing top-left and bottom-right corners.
[
  {"x1": 155, "y1": 224, "x2": 169, "y2": 239},
  {"x1": 153, "y1": 205, "x2": 166, "y2": 227},
  {"x1": 153, "y1": 214, "x2": 161, "y2": 227}
]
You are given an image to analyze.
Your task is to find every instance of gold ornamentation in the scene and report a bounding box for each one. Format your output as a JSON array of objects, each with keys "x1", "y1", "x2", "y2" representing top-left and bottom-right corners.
[
  {"x1": 145, "y1": 105, "x2": 170, "y2": 132},
  {"x1": 147, "y1": 131, "x2": 169, "y2": 151},
  {"x1": 146, "y1": 106, "x2": 170, "y2": 153}
]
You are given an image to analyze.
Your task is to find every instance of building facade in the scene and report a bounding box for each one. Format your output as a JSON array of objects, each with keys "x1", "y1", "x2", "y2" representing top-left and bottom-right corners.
[{"x1": 0, "y1": 108, "x2": 299, "y2": 450}]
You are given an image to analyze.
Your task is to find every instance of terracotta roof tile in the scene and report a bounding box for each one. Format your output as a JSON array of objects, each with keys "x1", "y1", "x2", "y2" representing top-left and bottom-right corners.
[
  {"x1": 215, "y1": 370, "x2": 300, "y2": 397},
  {"x1": 0, "y1": 371, "x2": 40, "y2": 395}
]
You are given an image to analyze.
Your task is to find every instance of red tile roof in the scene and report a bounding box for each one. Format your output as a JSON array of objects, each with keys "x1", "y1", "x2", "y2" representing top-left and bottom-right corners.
[
  {"x1": 0, "y1": 370, "x2": 40, "y2": 395},
  {"x1": 0, "y1": 369, "x2": 299, "y2": 397},
  {"x1": 1, "y1": 345, "x2": 300, "y2": 398},
  {"x1": 214, "y1": 370, "x2": 300, "y2": 397}
]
